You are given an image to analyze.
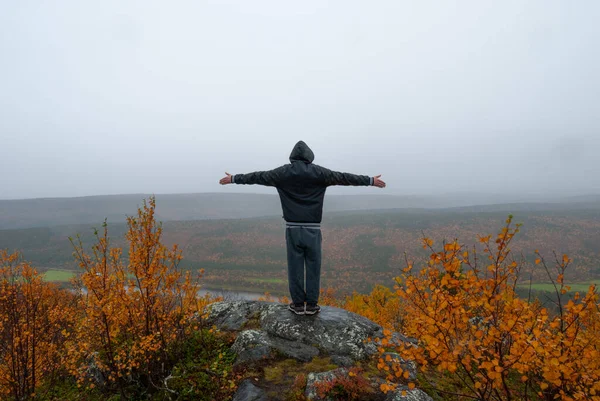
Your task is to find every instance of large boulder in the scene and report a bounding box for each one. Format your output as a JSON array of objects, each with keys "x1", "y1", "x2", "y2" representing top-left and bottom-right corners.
[
  {"x1": 205, "y1": 301, "x2": 430, "y2": 401},
  {"x1": 206, "y1": 301, "x2": 385, "y2": 363}
]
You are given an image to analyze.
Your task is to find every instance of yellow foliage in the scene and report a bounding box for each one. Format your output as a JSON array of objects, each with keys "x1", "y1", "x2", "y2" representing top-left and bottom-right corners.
[
  {"x1": 373, "y1": 217, "x2": 600, "y2": 400},
  {"x1": 0, "y1": 251, "x2": 77, "y2": 399},
  {"x1": 66, "y1": 197, "x2": 206, "y2": 392}
]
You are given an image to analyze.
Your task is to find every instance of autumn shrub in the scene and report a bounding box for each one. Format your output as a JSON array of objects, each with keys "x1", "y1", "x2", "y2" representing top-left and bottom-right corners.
[
  {"x1": 377, "y1": 216, "x2": 600, "y2": 401},
  {"x1": 318, "y1": 287, "x2": 341, "y2": 307},
  {"x1": 342, "y1": 285, "x2": 404, "y2": 331},
  {"x1": 285, "y1": 373, "x2": 308, "y2": 401},
  {"x1": 314, "y1": 367, "x2": 374, "y2": 401},
  {"x1": 532, "y1": 252, "x2": 600, "y2": 399},
  {"x1": 66, "y1": 197, "x2": 210, "y2": 398},
  {"x1": 0, "y1": 250, "x2": 78, "y2": 401}
]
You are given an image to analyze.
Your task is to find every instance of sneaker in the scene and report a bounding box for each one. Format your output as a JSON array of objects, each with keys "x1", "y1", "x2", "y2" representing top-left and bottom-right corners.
[
  {"x1": 288, "y1": 302, "x2": 305, "y2": 315},
  {"x1": 305, "y1": 303, "x2": 321, "y2": 315}
]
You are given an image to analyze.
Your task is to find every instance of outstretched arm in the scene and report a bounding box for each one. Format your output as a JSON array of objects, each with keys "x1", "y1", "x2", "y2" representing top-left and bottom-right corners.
[
  {"x1": 219, "y1": 167, "x2": 284, "y2": 187},
  {"x1": 318, "y1": 167, "x2": 386, "y2": 188}
]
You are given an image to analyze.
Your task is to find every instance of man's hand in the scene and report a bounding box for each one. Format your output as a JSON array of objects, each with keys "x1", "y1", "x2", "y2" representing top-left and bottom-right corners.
[
  {"x1": 219, "y1": 172, "x2": 233, "y2": 185},
  {"x1": 373, "y1": 175, "x2": 386, "y2": 188}
]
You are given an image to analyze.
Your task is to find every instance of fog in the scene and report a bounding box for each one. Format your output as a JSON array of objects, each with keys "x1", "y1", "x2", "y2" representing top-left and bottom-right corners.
[{"x1": 1, "y1": 1, "x2": 598, "y2": 200}]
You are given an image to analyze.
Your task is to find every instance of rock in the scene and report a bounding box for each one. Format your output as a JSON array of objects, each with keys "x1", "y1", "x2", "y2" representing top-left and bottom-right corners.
[
  {"x1": 231, "y1": 329, "x2": 273, "y2": 366},
  {"x1": 85, "y1": 352, "x2": 106, "y2": 387},
  {"x1": 206, "y1": 301, "x2": 433, "y2": 401},
  {"x1": 330, "y1": 354, "x2": 354, "y2": 367},
  {"x1": 381, "y1": 352, "x2": 417, "y2": 381},
  {"x1": 305, "y1": 368, "x2": 349, "y2": 400},
  {"x1": 390, "y1": 331, "x2": 418, "y2": 347},
  {"x1": 232, "y1": 379, "x2": 269, "y2": 401},
  {"x1": 384, "y1": 386, "x2": 434, "y2": 401},
  {"x1": 207, "y1": 301, "x2": 385, "y2": 362},
  {"x1": 232, "y1": 329, "x2": 271, "y2": 353},
  {"x1": 269, "y1": 335, "x2": 320, "y2": 362},
  {"x1": 207, "y1": 301, "x2": 263, "y2": 331},
  {"x1": 230, "y1": 328, "x2": 319, "y2": 365}
]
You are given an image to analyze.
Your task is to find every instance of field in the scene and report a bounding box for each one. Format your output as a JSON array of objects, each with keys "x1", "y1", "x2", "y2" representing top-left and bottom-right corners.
[
  {"x1": 3, "y1": 205, "x2": 599, "y2": 297},
  {"x1": 43, "y1": 269, "x2": 75, "y2": 282}
]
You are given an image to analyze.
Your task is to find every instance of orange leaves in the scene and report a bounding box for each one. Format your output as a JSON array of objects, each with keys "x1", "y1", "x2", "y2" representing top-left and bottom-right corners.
[
  {"x1": 341, "y1": 285, "x2": 405, "y2": 331},
  {"x1": 374, "y1": 217, "x2": 600, "y2": 401},
  {"x1": 444, "y1": 242, "x2": 460, "y2": 252},
  {"x1": 314, "y1": 367, "x2": 373, "y2": 400},
  {"x1": 478, "y1": 235, "x2": 491, "y2": 244},
  {"x1": 67, "y1": 196, "x2": 207, "y2": 393},
  {"x1": 0, "y1": 251, "x2": 77, "y2": 399}
]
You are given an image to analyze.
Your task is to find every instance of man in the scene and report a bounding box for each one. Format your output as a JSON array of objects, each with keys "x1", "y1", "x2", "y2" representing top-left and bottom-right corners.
[{"x1": 219, "y1": 141, "x2": 386, "y2": 315}]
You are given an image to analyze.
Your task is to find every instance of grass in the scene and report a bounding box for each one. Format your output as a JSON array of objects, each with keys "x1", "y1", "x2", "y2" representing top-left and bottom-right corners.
[
  {"x1": 43, "y1": 269, "x2": 76, "y2": 282},
  {"x1": 518, "y1": 282, "x2": 598, "y2": 292}
]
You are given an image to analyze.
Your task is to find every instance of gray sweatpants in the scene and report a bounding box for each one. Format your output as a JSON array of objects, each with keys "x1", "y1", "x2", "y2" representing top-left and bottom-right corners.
[{"x1": 285, "y1": 226, "x2": 322, "y2": 305}]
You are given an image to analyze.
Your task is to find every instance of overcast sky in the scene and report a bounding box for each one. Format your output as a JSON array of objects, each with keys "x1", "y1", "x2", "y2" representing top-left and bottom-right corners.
[{"x1": 1, "y1": 0, "x2": 598, "y2": 200}]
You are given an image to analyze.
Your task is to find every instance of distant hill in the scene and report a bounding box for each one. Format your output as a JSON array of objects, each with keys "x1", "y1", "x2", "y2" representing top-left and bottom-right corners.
[{"x1": 1, "y1": 192, "x2": 599, "y2": 230}]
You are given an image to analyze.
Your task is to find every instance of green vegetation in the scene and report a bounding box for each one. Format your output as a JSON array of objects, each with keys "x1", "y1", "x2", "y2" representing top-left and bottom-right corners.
[
  {"x1": 263, "y1": 357, "x2": 338, "y2": 383},
  {"x1": 43, "y1": 269, "x2": 75, "y2": 282},
  {"x1": 153, "y1": 329, "x2": 237, "y2": 401}
]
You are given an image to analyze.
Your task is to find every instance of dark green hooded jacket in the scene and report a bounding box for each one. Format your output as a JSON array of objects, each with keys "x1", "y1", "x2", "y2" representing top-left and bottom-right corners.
[{"x1": 232, "y1": 141, "x2": 373, "y2": 223}]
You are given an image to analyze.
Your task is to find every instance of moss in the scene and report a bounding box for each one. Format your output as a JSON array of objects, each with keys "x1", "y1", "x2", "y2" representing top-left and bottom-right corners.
[
  {"x1": 303, "y1": 356, "x2": 338, "y2": 373},
  {"x1": 241, "y1": 311, "x2": 262, "y2": 330},
  {"x1": 264, "y1": 359, "x2": 300, "y2": 382}
]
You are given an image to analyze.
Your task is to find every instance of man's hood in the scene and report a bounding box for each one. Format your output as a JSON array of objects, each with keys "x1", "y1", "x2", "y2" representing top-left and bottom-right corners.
[{"x1": 289, "y1": 141, "x2": 314, "y2": 163}]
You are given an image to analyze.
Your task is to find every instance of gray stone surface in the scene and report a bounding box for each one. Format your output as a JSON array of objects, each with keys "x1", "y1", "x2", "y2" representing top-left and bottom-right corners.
[
  {"x1": 85, "y1": 352, "x2": 106, "y2": 387},
  {"x1": 207, "y1": 301, "x2": 263, "y2": 331},
  {"x1": 230, "y1": 328, "x2": 319, "y2": 364},
  {"x1": 382, "y1": 352, "x2": 417, "y2": 381},
  {"x1": 384, "y1": 386, "x2": 434, "y2": 401},
  {"x1": 232, "y1": 379, "x2": 269, "y2": 401},
  {"x1": 231, "y1": 329, "x2": 273, "y2": 366},
  {"x1": 305, "y1": 368, "x2": 349, "y2": 400},
  {"x1": 207, "y1": 301, "x2": 385, "y2": 362},
  {"x1": 330, "y1": 354, "x2": 354, "y2": 367},
  {"x1": 269, "y1": 335, "x2": 320, "y2": 362}
]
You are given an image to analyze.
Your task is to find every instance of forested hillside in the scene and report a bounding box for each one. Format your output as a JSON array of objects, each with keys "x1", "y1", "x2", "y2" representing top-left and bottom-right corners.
[{"x1": 2, "y1": 206, "x2": 598, "y2": 296}]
